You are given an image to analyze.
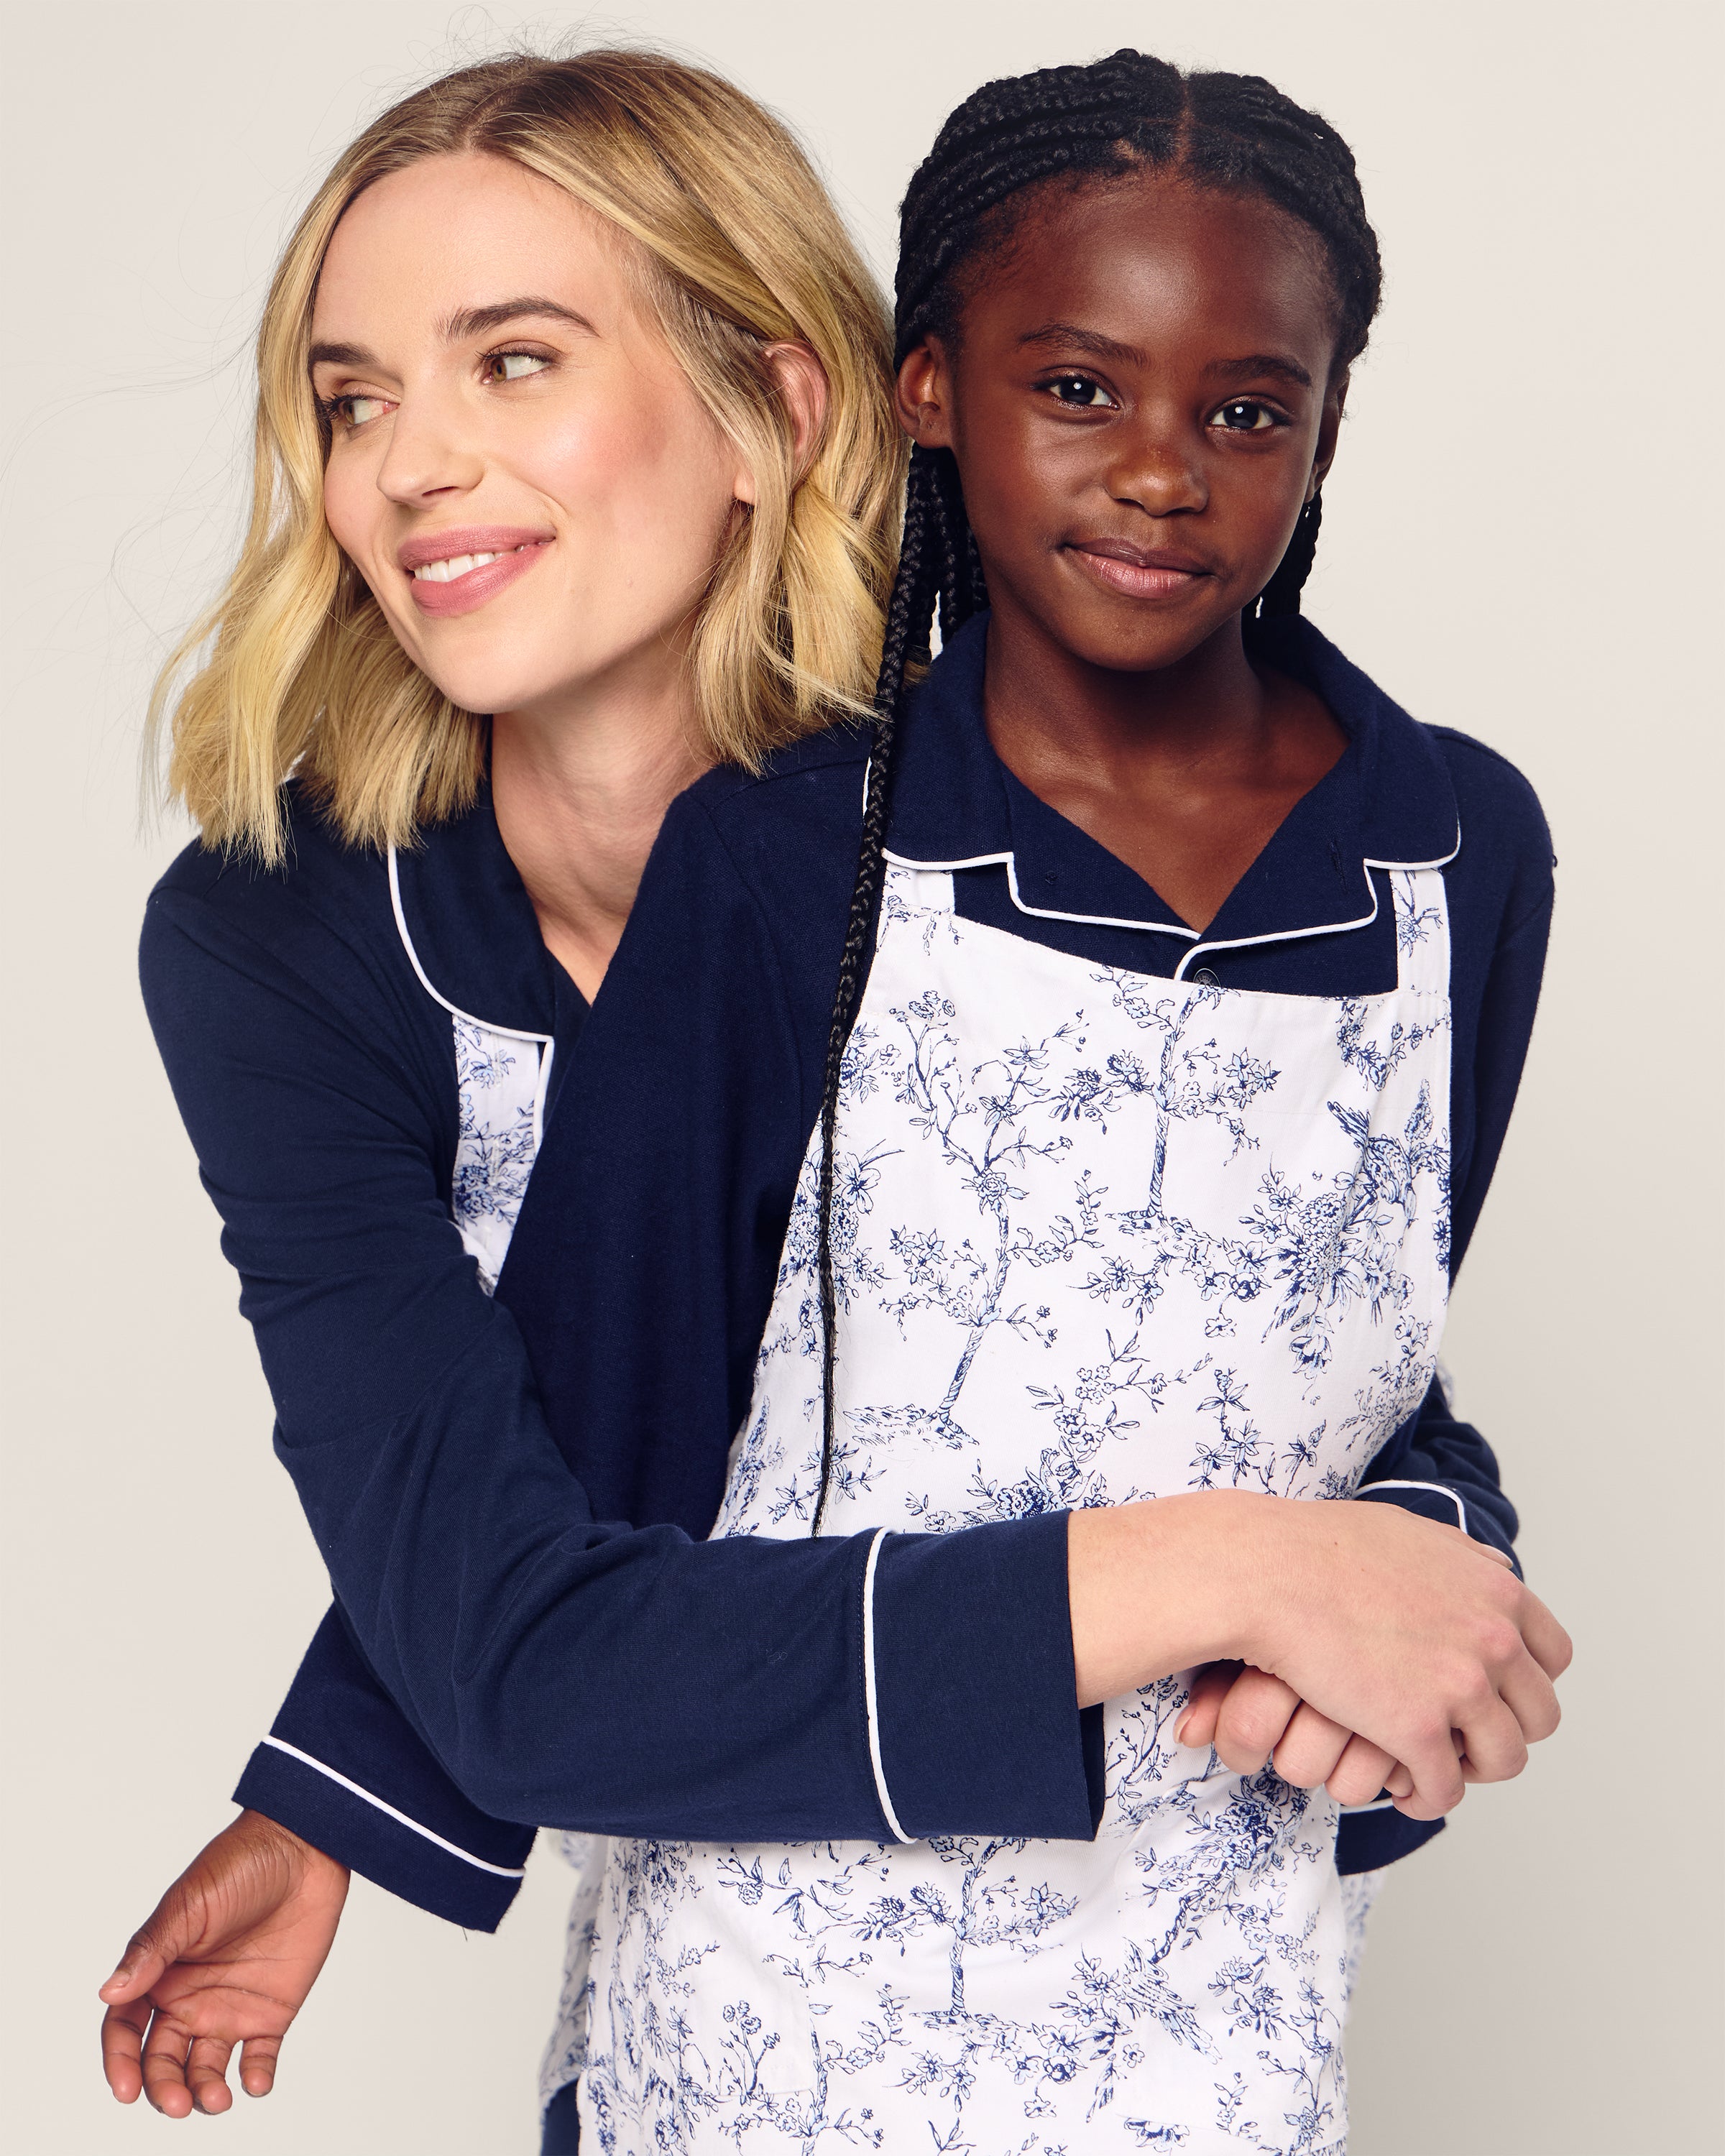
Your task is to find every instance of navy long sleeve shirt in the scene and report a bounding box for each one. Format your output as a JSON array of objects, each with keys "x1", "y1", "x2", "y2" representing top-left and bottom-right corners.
[{"x1": 141, "y1": 616, "x2": 1552, "y2": 1926}]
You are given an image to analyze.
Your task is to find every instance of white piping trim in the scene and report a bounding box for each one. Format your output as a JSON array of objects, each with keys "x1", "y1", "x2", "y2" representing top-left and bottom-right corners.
[
  {"x1": 1170, "y1": 834, "x2": 1461, "y2": 982},
  {"x1": 258, "y1": 1736, "x2": 528, "y2": 1876},
  {"x1": 387, "y1": 844, "x2": 552, "y2": 1046},
  {"x1": 1339, "y1": 1797, "x2": 1397, "y2": 1814},
  {"x1": 531, "y1": 1037, "x2": 556, "y2": 1153},
  {"x1": 868, "y1": 745, "x2": 1463, "y2": 968},
  {"x1": 1357, "y1": 1479, "x2": 1469, "y2": 1537},
  {"x1": 860, "y1": 1529, "x2": 914, "y2": 1845}
]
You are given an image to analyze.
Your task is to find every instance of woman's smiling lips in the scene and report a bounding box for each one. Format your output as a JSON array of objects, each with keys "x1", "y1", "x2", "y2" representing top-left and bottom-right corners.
[
  {"x1": 1064, "y1": 538, "x2": 1213, "y2": 602},
  {"x1": 397, "y1": 525, "x2": 552, "y2": 619}
]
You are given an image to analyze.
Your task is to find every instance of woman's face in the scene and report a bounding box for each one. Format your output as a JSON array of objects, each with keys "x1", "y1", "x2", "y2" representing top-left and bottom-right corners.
[{"x1": 311, "y1": 152, "x2": 751, "y2": 723}]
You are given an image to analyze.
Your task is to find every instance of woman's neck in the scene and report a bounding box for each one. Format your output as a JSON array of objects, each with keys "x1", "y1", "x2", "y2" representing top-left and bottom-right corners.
[{"x1": 490, "y1": 668, "x2": 710, "y2": 1004}]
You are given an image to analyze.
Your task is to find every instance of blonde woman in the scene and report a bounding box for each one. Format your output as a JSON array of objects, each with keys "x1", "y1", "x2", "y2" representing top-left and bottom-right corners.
[{"x1": 101, "y1": 49, "x2": 901, "y2": 2141}]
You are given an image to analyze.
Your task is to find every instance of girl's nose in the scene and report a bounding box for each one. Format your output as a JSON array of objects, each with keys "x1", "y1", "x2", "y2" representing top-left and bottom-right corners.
[
  {"x1": 1104, "y1": 413, "x2": 1209, "y2": 518},
  {"x1": 374, "y1": 390, "x2": 484, "y2": 507}
]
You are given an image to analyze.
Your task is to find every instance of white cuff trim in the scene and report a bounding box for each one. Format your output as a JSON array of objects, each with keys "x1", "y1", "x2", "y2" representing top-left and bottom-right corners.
[
  {"x1": 258, "y1": 1736, "x2": 528, "y2": 1877},
  {"x1": 1339, "y1": 1797, "x2": 1397, "y2": 1814},
  {"x1": 860, "y1": 1529, "x2": 914, "y2": 1845},
  {"x1": 1357, "y1": 1479, "x2": 1469, "y2": 1537}
]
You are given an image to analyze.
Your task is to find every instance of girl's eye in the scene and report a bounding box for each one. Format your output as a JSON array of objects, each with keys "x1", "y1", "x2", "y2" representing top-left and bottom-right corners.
[
  {"x1": 1046, "y1": 374, "x2": 1117, "y2": 410},
  {"x1": 484, "y1": 350, "x2": 551, "y2": 384},
  {"x1": 1211, "y1": 399, "x2": 1282, "y2": 433}
]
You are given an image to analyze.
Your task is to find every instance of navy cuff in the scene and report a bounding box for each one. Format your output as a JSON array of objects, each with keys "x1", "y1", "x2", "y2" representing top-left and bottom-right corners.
[
  {"x1": 870, "y1": 1513, "x2": 1097, "y2": 1841},
  {"x1": 235, "y1": 1741, "x2": 530, "y2": 1932},
  {"x1": 1336, "y1": 1805, "x2": 1444, "y2": 1873}
]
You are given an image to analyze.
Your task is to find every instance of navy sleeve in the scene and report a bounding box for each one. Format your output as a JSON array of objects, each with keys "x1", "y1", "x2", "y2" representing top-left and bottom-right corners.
[
  {"x1": 234, "y1": 1608, "x2": 534, "y2": 1931},
  {"x1": 1353, "y1": 1376, "x2": 1519, "y2": 1567},
  {"x1": 142, "y1": 816, "x2": 1096, "y2": 1869}
]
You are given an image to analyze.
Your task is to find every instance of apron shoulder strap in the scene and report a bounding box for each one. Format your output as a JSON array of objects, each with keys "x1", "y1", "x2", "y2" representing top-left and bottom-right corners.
[{"x1": 1389, "y1": 866, "x2": 1452, "y2": 997}]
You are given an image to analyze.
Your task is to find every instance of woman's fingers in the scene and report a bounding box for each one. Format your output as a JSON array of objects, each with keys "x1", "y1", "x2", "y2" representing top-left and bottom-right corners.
[
  {"x1": 1214, "y1": 1668, "x2": 1303, "y2": 1774},
  {"x1": 1271, "y1": 1703, "x2": 1351, "y2": 1789},
  {"x1": 239, "y1": 2032, "x2": 282, "y2": 2099},
  {"x1": 1384, "y1": 1761, "x2": 1414, "y2": 1800},
  {"x1": 100, "y1": 1999, "x2": 150, "y2": 2104},
  {"x1": 186, "y1": 2032, "x2": 236, "y2": 2115},
  {"x1": 1176, "y1": 1661, "x2": 1241, "y2": 1749},
  {"x1": 1325, "y1": 1733, "x2": 1398, "y2": 1808},
  {"x1": 1517, "y1": 1591, "x2": 1573, "y2": 1681}
]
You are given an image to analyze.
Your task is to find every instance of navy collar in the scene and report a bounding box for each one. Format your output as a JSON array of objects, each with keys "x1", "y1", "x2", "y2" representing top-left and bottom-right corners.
[
  {"x1": 885, "y1": 613, "x2": 1460, "y2": 968},
  {"x1": 388, "y1": 786, "x2": 561, "y2": 1040}
]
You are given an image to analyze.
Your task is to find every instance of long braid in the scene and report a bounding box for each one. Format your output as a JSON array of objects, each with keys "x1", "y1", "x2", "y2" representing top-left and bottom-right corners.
[
  {"x1": 808, "y1": 51, "x2": 1381, "y2": 1530},
  {"x1": 810, "y1": 449, "x2": 940, "y2": 1533}
]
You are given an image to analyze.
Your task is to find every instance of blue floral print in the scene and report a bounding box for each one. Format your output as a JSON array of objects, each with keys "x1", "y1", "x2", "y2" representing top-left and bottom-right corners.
[{"x1": 567, "y1": 865, "x2": 1453, "y2": 2152}]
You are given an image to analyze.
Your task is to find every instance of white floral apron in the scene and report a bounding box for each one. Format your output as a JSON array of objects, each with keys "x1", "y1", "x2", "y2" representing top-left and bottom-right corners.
[{"x1": 566, "y1": 861, "x2": 1452, "y2": 2156}]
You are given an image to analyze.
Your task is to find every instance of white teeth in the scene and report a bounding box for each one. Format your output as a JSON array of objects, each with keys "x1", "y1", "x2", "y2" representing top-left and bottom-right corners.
[{"x1": 412, "y1": 550, "x2": 505, "y2": 583}]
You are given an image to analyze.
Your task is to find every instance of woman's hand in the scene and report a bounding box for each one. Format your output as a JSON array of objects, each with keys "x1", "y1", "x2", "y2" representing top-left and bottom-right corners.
[
  {"x1": 1177, "y1": 1661, "x2": 1408, "y2": 1807},
  {"x1": 1069, "y1": 1491, "x2": 1570, "y2": 1819},
  {"x1": 98, "y1": 1810, "x2": 349, "y2": 2116}
]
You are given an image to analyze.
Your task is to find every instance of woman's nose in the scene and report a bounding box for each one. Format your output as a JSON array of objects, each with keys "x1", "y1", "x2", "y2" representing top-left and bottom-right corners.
[{"x1": 374, "y1": 388, "x2": 484, "y2": 507}]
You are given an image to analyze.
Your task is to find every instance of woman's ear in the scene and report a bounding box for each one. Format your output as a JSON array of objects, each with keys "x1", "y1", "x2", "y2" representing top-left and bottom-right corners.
[
  {"x1": 895, "y1": 339, "x2": 954, "y2": 448},
  {"x1": 1308, "y1": 366, "x2": 1351, "y2": 501},
  {"x1": 735, "y1": 343, "x2": 829, "y2": 504}
]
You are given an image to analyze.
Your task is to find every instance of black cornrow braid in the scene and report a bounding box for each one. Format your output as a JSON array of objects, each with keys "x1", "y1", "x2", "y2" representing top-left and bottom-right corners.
[
  {"x1": 808, "y1": 53, "x2": 1381, "y2": 1531},
  {"x1": 810, "y1": 447, "x2": 952, "y2": 1536}
]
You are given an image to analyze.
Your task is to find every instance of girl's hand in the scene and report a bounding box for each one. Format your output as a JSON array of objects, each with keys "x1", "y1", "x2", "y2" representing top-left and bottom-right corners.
[
  {"x1": 1070, "y1": 1491, "x2": 1570, "y2": 1820},
  {"x1": 98, "y1": 1810, "x2": 349, "y2": 2116}
]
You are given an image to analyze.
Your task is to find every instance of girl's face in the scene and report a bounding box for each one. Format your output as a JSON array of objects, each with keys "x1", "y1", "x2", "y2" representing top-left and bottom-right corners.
[
  {"x1": 899, "y1": 175, "x2": 1348, "y2": 674},
  {"x1": 311, "y1": 153, "x2": 753, "y2": 723}
]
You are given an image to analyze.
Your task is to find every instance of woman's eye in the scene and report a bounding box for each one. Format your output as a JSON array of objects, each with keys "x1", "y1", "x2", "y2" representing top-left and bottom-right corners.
[
  {"x1": 1212, "y1": 399, "x2": 1281, "y2": 433},
  {"x1": 323, "y1": 393, "x2": 391, "y2": 428},
  {"x1": 485, "y1": 350, "x2": 551, "y2": 384},
  {"x1": 1046, "y1": 374, "x2": 1116, "y2": 409}
]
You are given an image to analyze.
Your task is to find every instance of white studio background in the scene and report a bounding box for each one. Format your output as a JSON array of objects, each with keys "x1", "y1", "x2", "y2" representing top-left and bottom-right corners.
[{"x1": 2, "y1": 4, "x2": 1718, "y2": 2152}]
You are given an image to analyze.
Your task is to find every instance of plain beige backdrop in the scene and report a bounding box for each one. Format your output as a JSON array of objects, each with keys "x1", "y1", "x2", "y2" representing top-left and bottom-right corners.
[{"x1": 3, "y1": 4, "x2": 1720, "y2": 2151}]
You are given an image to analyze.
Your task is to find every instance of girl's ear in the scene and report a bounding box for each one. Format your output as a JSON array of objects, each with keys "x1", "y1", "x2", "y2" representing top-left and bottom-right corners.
[
  {"x1": 1307, "y1": 367, "x2": 1351, "y2": 502},
  {"x1": 735, "y1": 343, "x2": 830, "y2": 504},
  {"x1": 894, "y1": 339, "x2": 955, "y2": 448}
]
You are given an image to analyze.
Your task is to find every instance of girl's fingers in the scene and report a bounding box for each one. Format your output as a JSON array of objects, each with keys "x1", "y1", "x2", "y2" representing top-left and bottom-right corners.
[
  {"x1": 1271, "y1": 1703, "x2": 1351, "y2": 1790},
  {"x1": 140, "y1": 2011, "x2": 196, "y2": 2119},
  {"x1": 239, "y1": 2033, "x2": 282, "y2": 2099},
  {"x1": 1214, "y1": 1669, "x2": 1303, "y2": 1774},
  {"x1": 186, "y1": 2032, "x2": 236, "y2": 2115},
  {"x1": 99, "y1": 1925, "x2": 173, "y2": 2005},
  {"x1": 1384, "y1": 1761, "x2": 1414, "y2": 1800},
  {"x1": 1325, "y1": 1733, "x2": 1397, "y2": 1809},
  {"x1": 100, "y1": 2000, "x2": 150, "y2": 2104},
  {"x1": 1390, "y1": 1723, "x2": 1466, "y2": 1820}
]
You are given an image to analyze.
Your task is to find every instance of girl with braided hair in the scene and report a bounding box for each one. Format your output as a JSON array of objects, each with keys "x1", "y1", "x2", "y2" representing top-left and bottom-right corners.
[{"x1": 107, "y1": 50, "x2": 1568, "y2": 2152}]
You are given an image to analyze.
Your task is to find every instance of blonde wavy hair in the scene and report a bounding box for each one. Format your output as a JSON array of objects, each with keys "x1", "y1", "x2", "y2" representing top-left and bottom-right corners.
[{"x1": 154, "y1": 50, "x2": 903, "y2": 863}]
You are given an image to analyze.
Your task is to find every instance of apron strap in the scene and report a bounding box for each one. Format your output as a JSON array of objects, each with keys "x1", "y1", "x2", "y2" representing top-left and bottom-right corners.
[{"x1": 1390, "y1": 867, "x2": 1452, "y2": 997}]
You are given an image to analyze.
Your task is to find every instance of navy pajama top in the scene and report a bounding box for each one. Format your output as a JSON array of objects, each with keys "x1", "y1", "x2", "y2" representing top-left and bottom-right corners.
[{"x1": 139, "y1": 615, "x2": 1553, "y2": 1930}]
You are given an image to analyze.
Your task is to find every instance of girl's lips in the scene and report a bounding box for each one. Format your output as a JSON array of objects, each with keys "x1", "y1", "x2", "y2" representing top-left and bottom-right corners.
[
  {"x1": 1066, "y1": 545, "x2": 1209, "y2": 602},
  {"x1": 408, "y1": 540, "x2": 549, "y2": 619}
]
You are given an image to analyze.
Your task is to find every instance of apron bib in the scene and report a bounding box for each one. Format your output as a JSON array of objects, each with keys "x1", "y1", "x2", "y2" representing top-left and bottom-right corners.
[{"x1": 573, "y1": 864, "x2": 1453, "y2": 2156}]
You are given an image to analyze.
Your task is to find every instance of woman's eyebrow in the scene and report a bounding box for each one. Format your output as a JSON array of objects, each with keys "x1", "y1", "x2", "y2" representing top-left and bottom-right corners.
[{"x1": 441, "y1": 297, "x2": 599, "y2": 341}]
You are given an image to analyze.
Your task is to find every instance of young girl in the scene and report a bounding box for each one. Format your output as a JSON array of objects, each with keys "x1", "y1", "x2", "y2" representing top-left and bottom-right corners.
[{"x1": 109, "y1": 50, "x2": 1568, "y2": 2154}]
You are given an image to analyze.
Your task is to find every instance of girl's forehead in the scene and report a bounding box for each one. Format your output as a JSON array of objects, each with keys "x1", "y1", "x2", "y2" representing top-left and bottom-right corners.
[{"x1": 960, "y1": 175, "x2": 1339, "y2": 363}]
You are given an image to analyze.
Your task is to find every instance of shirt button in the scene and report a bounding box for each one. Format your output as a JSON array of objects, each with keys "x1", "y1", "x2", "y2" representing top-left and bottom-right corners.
[{"x1": 1192, "y1": 967, "x2": 1220, "y2": 986}]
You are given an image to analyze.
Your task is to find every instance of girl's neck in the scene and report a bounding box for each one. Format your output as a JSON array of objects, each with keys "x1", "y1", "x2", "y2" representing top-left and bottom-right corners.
[
  {"x1": 491, "y1": 665, "x2": 709, "y2": 1004},
  {"x1": 982, "y1": 603, "x2": 1345, "y2": 933}
]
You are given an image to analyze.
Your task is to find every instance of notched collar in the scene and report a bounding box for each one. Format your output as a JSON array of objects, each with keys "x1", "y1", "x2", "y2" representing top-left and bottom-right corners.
[
  {"x1": 884, "y1": 613, "x2": 1460, "y2": 962},
  {"x1": 388, "y1": 786, "x2": 559, "y2": 1041}
]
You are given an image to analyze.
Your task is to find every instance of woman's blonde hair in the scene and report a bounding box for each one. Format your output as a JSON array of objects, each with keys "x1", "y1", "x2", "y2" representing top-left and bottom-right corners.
[{"x1": 155, "y1": 50, "x2": 903, "y2": 862}]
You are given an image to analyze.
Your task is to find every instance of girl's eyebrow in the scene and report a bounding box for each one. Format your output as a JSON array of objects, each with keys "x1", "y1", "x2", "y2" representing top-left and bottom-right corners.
[{"x1": 1204, "y1": 351, "x2": 1314, "y2": 391}]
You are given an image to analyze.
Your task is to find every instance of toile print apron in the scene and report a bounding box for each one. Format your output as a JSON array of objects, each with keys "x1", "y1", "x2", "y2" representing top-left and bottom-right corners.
[{"x1": 569, "y1": 859, "x2": 1453, "y2": 2156}]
